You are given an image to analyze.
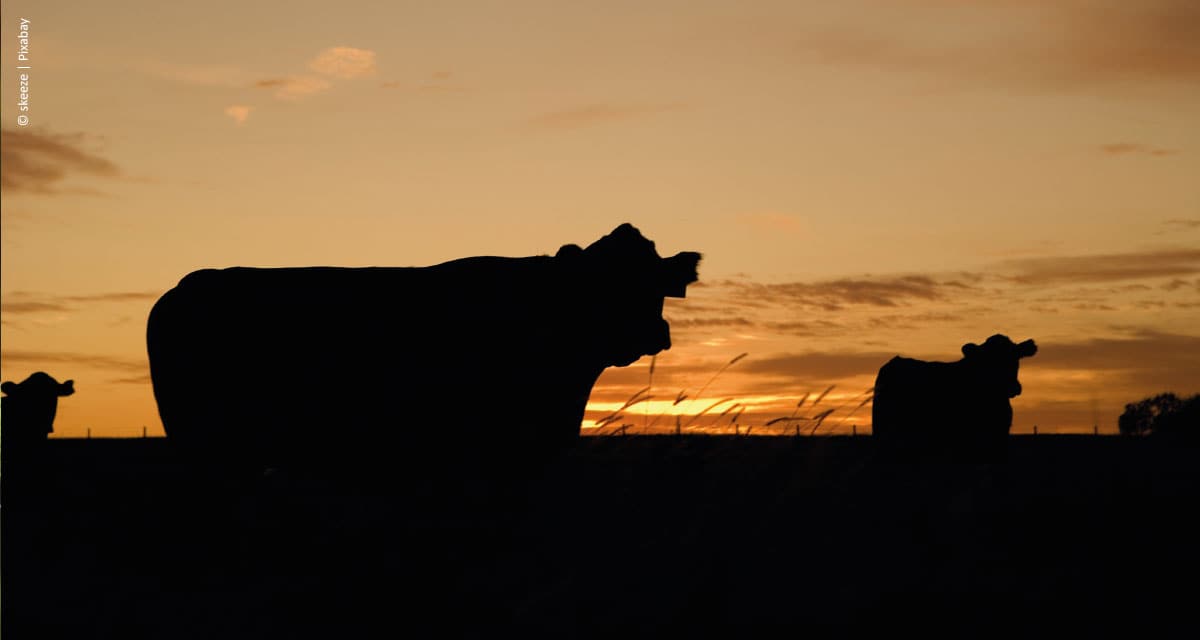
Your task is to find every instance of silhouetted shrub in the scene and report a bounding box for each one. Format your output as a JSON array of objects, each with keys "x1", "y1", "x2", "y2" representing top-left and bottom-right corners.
[{"x1": 1119, "y1": 393, "x2": 1200, "y2": 438}]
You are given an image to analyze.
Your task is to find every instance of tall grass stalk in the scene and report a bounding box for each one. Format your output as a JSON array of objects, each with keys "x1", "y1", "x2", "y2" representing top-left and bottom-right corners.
[
  {"x1": 682, "y1": 397, "x2": 737, "y2": 431},
  {"x1": 806, "y1": 408, "x2": 836, "y2": 435},
  {"x1": 595, "y1": 385, "x2": 652, "y2": 435},
  {"x1": 713, "y1": 402, "x2": 743, "y2": 430},
  {"x1": 693, "y1": 353, "x2": 748, "y2": 405},
  {"x1": 643, "y1": 352, "x2": 748, "y2": 433},
  {"x1": 786, "y1": 392, "x2": 811, "y2": 431},
  {"x1": 645, "y1": 355, "x2": 656, "y2": 433},
  {"x1": 829, "y1": 388, "x2": 875, "y2": 433},
  {"x1": 764, "y1": 384, "x2": 838, "y2": 435},
  {"x1": 677, "y1": 353, "x2": 747, "y2": 431}
]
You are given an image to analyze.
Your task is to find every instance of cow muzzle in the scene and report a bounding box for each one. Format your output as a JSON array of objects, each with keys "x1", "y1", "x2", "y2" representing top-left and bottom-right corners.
[{"x1": 661, "y1": 252, "x2": 702, "y2": 298}]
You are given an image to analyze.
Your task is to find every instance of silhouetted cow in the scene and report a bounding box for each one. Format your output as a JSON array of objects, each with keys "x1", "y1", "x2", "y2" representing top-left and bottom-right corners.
[
  {"x1": 147, "y1": 223, "x2": 701, "y2": 471},
  {"x1": 872, "y1": 334, "x2": 1037, "y2": 459},
  {"x1": 1, "y1": 372, "x2": 75, "y2": 450}
]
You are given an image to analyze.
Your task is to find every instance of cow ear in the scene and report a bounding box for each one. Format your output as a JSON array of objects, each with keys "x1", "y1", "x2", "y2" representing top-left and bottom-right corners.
[
  {"x1": 962, "y1": 342, "x2": 980, "y2": 358},
  {"x1": 59, "y1": 380, "x2": 76, "y2": 396},
  {"x1": 662, "y1": 252, "x2": 702, "y2": 298},
  {"x1": 555, "y1": 244, "x2": 583, "y2": 259},
  {"x1": 1, "y1": 381, "x2": 15, "y2": 395},
  {"x1": 586, "y1": 223, "x2": 653, "y2": 257},
  {"x1": 611, "y1": 223, "x2": 640, "y2": 238},
  {"x1": 1017, "y1": 339, "x2": 1038, "y2": 358}
]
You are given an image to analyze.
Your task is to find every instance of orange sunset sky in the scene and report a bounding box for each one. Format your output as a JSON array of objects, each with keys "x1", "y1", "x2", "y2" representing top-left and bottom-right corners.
[{"x1": 2, "y1": 1, "x2": 1198, "y2": 437}]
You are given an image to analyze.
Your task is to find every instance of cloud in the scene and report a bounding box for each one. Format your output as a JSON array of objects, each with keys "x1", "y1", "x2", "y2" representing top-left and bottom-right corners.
[
  {"x1": 740, "y1": 350, "x2": 896, "y2": 383},
  {"x1": 224, "y1": 105, "x2": 252, "y2": 125},
  {"x1": 308, "y1": 47, "x2": 377, "y2": 79},
  {"x1": 1099, "y1": 143, "x2": 1178, "y2": 156},
  {"x1": 2, "y1": 349, "x2": 148, "y2": 374},
  {"x1": 1030, "y1": 329, "x2": 1200, "y2": 392},
  {"x1": 999, "y1": 249, "x2": 1200, "y2": 285},
  {"x1": 528, "y1": 103, "x2": 685, "y2": 129},
  {"x1": 720, "y1": 274, "x2": 952, "y2": 311},
  {"x1": 0, "y1": 128, "x2": 121, "y2": 196},
  {"x1": 255, "y1": 76, "x2": 332, "y2": 100},
  {"x1": 1164, "y1": 218, "x2": 1200, "y2": 231},
  {"x1": 60, "y1": 291, "x2": 161, "y2": 303},
  {"x1": 0, "y1": 301, "x2": 71, "y2": 314},
  {"x1": 865, "y1": 312, "x2": 964, "y2": 329},
  {"x1": 1, "y1": 290, "x2": 160, "y2": 314},
  {"x1": 789, "y1": 0, "x2": 1200, "y2": 93},
  {"x1": 109, "y1": 374, "x2": 153, "y2": 385},
  {"x1": 237, "y1": 46, "x2": 376, "y2": 99},
  {"x1": 668, "y1": 317, "x2": 756, "y2": 329},
  {"x1": 1161, "y1": 278, "x2": 1200, "y2": 292},
  {"x1": 761, "y1": 320, "x2": 848, "y2": 337}
]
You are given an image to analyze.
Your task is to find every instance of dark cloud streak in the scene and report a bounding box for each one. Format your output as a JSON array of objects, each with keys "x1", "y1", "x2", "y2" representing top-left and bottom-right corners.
[
  {"x1": 1099, "y1": 143, "x2": 1178, "y2": 156},
  {"x1": 790, "y1": 1, "x2": 1200, "y2": 92},
  {"x1": 667, "y1": 317, "x2": 755, "y2": 329},
  {"x1": 741, "y1": 351, "x2": 895, "y2": 383},
  {"x1": 717, "y1": 275, "x2": 953, "y2": 311},
  {"x1": 2, "y1": 349, "x2": 148, "y2": 373},
  {"x1": 1, "y1": 291, "x2": 161, "y2": 314},
  {"x1": 1, "y1": 301, "x2": 72, "y2": 314},
  {"x1": 0, "y1": 128, "x2": 122, "y2": 196},
  {"x1": 999, "y1": 249, "x2": 1200, "y2": 285},
  {"x1": 1032, "y1": 329, "x2": 1200, "y2": 392}
]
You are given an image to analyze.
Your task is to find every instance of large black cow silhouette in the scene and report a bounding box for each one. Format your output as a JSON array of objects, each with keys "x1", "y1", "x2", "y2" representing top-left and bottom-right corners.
[
  {"x1": 147, "y1": 223, "x2": 700, "y2": 469},
  {"x1": 872, "y1": 334, "x2": 1037, "y2": 458},
  {"x1": 1, "y1": 372, "x2": 74, "y2": 454}
]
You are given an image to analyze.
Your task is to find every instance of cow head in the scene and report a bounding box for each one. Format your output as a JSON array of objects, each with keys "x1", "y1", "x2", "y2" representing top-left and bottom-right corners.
[
  {"x1": 558, "y1": 223, "x2": 701, "y2": 368},
  {"x1": 961, "y1": 334, "x2": 1037, "y2": 398},
  {"x1": 2, "y1": 372, "x2": 74, "y2": 437},
  {"x1": 1, "y1": 372, "x2": 75, "y2": 399}
]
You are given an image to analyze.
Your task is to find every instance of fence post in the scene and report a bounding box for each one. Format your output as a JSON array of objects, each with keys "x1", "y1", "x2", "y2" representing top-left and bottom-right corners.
[
  {"x1": 143, "y1": 426, "x2": 148, "y2": 438},
  {"x1": 1033, "y1": 425, "x2": 1038, "y2": 435},
  {"x1": 87, "y1": 427, "x2": 91, "y2": 439},
  {"x1": 1094, "y1": 424, "x2": 1098, "y2": 436},
  {"x1": 852, "y1": 424, "x2": 857, "y2": 436}
]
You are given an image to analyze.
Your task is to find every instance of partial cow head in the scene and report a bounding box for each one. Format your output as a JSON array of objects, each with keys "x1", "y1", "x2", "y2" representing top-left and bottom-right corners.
[
  {"x1": 2, "y1": 372, "x2": 75, "y2": 437},
  {"x1": 1, "y1": 371, "x2": 75, "y2": 399},
  {"x1": 558, "y1": 223, "x2": 701, "y2": 367},
  {"x1": 961, "y1": 334, "x2": 1037, "y2": 398}
]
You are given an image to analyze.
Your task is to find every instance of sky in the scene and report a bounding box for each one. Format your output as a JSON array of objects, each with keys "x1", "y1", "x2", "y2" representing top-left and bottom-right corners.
[{"x1": 2, "y1": 0, "x2": 1198, "y2": 437}]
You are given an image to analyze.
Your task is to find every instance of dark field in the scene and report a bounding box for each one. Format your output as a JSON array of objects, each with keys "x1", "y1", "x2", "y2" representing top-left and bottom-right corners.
[{"x1": 4, "y1": 436, "x2": 1199, "y2": 638}]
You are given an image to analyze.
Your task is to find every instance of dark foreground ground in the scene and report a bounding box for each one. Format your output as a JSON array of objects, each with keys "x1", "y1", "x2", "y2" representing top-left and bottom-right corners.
[{"x1": 3, "y1": 435, "x2": 1199, "y2": 638}]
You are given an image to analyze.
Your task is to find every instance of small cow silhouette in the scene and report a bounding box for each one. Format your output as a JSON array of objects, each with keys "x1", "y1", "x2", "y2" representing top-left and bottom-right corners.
[
  {"x1": 2, "y1": 372, "x2": 75, "y2": 449},
  {"x1": 872, "y1": 334, "x2": 1037, "y2": 459}
]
